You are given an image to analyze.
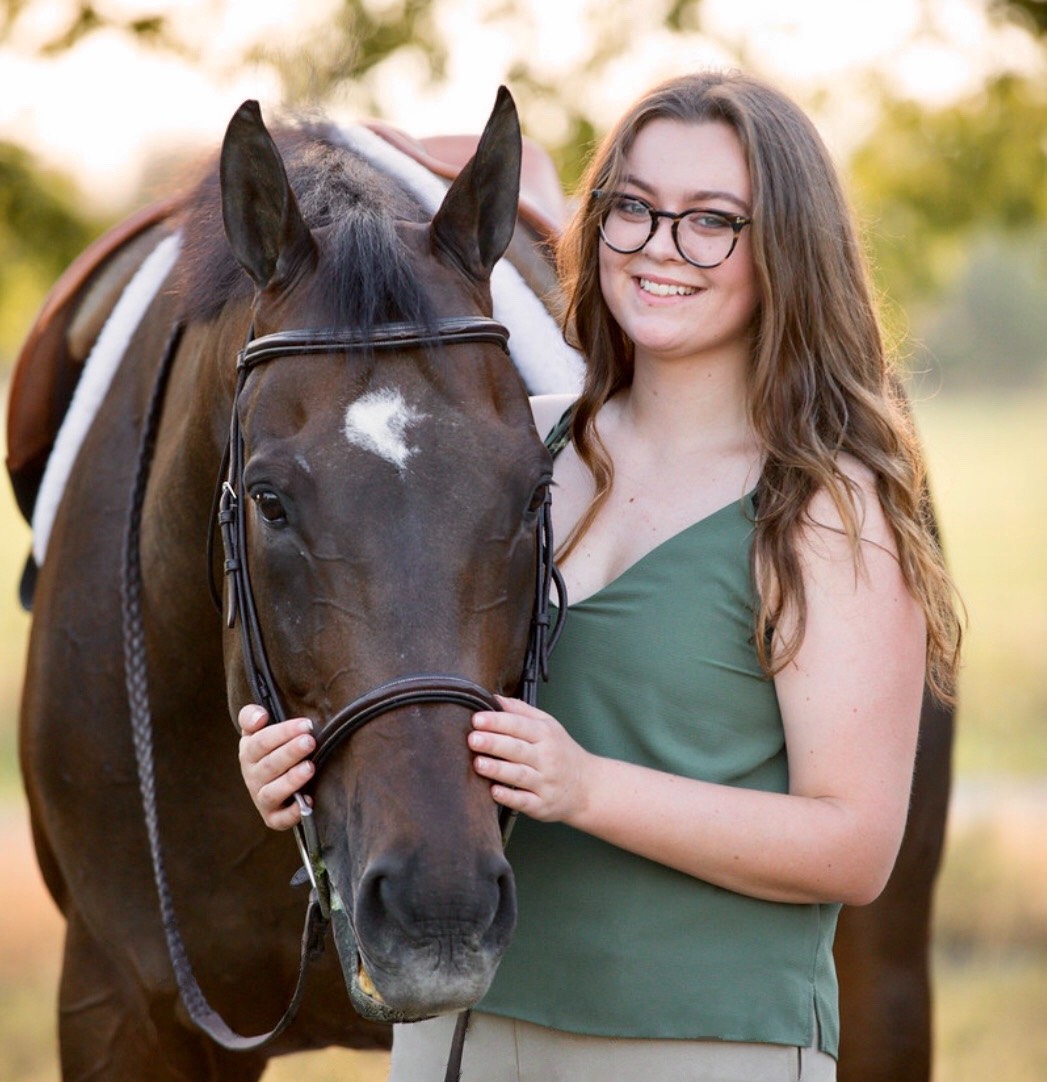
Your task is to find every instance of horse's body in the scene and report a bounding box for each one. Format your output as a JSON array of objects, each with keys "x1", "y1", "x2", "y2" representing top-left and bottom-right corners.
[{"x1": 8, "y1": 95, "x2": 953, "y2": 1082}]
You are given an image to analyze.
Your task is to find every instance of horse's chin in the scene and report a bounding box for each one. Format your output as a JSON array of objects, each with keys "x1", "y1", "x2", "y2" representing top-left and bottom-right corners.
[{"x1": 330, "y1": 890, "x2": 495, "y2": 1024}]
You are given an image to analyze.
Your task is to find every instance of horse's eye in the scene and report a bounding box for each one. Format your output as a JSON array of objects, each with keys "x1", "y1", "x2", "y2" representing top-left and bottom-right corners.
[
  {"x1": 253, "y1": 491, "x2": 287, "y2": 524},
  {"x1": 527, "y1": 483, "x2": 550, "y2": 516}
]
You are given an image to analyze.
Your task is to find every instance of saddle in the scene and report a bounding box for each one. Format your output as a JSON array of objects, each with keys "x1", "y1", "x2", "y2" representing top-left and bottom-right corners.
[
  {"x1": 363, "y1": 122, "x2": 568, "y2": 240},
  {"x1": 5, "y1": 122, "x2": 570, "y2": 527}
]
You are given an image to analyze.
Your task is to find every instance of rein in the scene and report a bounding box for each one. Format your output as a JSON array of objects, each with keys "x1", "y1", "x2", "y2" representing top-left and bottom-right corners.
[
  {"x1": 122, "y1": 321, "x2": 325, "y2": 1050},
  {"x1": 122, "y1": 312, "x2": 565, "y2": 1058}
]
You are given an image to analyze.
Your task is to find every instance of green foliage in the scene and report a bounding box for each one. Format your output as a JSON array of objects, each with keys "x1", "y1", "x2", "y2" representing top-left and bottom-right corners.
[
  {"x1": 0, "y1": 143, "x2": 102, "y2": 366},
  {"x1": 912, "y1": 230, "x2": 1047, "y2": 388},
  {"x1": 850, "y1": 74, "x2": 1047, "y2": 303},
  {"x1": 912, "y1": 389, "x2": 1047, "y2": 774},
  {"x1": 254, "y1": 0, "x2": 449, "y2": 112},
  {"x1": 0, "y1": 143, "x2": 96, "y2": 274},
  {"x1": 992, "y1": 0, "x2": 1047, "y2": 36},
  {"x1": 0, "y1": 1, "x2": 171, "y2": 52}
]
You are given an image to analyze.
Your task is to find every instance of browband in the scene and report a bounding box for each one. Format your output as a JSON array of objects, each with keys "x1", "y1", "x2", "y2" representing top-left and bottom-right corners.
[{"x1": 238, "y1": 317, "x2": 511, "y2": 370}]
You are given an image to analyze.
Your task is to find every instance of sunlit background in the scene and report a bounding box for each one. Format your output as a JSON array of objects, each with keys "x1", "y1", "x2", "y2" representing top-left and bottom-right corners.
[
  {"x1": 1, "y1": 0, "x2": 1043, "y2": 208},
  {"x1": 1, "y1": 1, "x2": 1045, "y2": 1079}
]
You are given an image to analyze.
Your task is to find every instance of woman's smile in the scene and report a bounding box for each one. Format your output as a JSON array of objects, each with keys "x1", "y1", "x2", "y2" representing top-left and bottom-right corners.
[{"x1": 636, "y1": 276, "x2": 700, "y2": 299}]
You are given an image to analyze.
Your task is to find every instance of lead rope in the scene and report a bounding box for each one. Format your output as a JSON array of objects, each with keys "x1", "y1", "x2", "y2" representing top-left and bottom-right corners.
[
  {"x1": 443, "y1": 482, "x2": 566, "y2": 1082},
  {"x1": 122, "y1": 322, "x2": 328, "y2": 1050}
]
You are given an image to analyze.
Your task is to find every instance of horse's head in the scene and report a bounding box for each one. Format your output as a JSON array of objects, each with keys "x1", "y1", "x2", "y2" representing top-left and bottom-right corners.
[{"x1": 217, "y1": 90, "x2": 550, "y2": 1020}]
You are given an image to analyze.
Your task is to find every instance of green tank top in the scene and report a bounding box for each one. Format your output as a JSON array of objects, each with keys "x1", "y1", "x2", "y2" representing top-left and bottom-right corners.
[{"x1": 479, "y1": 439, "x2": 841, "y2": 1053}]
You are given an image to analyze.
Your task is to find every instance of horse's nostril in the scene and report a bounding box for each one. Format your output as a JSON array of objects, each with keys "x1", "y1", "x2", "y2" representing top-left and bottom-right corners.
[
  {"x1": 492, "y1": 863, "x2": 518, "y2": 945},
  {"x1": 353, "y1": 850, "x2": 516, "y2": 949},
  {"x1": 353, "y1": 862, "x2": 392, "y2": 934}
]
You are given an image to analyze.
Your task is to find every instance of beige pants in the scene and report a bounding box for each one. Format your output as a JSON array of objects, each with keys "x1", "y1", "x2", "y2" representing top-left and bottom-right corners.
[{"x1": 390, "y1": 1011, "x2": 837, "y2": 1082}]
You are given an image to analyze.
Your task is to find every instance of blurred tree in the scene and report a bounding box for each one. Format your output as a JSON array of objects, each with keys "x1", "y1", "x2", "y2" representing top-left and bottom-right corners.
[
  {"x1": 992, "y1": 0, "x2": 1047, "y2": 37},
  {"x1": 0, "y1": 141, "x2": 102, "y2": 365},
  {"x1": 0, "y1": 0, "x2": 707, "y2": 187},
  {"x1": 851, "y1": 72, "x2": 1047, "y2": 386},
  {"x1": 912, "y1": 230, "x2": 1047, "y2": 389},
  {"x1": 0, "y1": 0, "x2": 709, "y2": 367},
  {"x1": 257, "y1": 0, "x2": 705, "y2": 185},
  {"x1": 0, "y1": 0, "x2": 171, "y2": 52},
  {"x1": 849, "y1": 74, "x2": 1047, "y2": 303},
  {"x1": 2, "y1": 0, "x2": 1044, "y2": 386}
]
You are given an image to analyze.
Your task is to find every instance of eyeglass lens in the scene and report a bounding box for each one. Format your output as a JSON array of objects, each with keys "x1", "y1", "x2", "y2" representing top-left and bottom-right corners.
[{"x1": 599, "y1": 195, "x2": 743, "y2": 268}]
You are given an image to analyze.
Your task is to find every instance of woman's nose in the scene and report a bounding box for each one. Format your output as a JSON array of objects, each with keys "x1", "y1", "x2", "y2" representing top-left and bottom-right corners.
[{"x1": 644, "y1": 215, "x2": 682, "y2": 260}]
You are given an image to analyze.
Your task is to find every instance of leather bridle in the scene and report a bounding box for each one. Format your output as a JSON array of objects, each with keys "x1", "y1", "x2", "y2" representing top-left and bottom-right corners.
[
  {"x1": 218, "y1": 315, "x2": 565, "y2": 914},
  {"x1": 124, "y1": 313, "x2": 564, "y2": 1056}
]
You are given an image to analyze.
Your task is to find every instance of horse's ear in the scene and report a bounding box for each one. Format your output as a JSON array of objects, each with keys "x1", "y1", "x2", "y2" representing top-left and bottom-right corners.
[
  {"x1": 430, "y1": 86, "x2": 522, "y2": 281},
  {"x1": 220, "y1": 100, "x2": 315, "y2": 289}
]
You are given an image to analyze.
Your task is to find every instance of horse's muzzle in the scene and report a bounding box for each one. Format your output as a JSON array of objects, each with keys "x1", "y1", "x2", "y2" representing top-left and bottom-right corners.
[{"x1": 331, "y1": 847, "x2": 516, "y2": 1021}]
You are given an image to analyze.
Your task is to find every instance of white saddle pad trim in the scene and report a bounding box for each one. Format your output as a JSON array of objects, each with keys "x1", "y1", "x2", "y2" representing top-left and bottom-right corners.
[
  {"x1": 31, "y1": 231, "x2": 183, "y2": 567},
  {"x1": 336, "y1": 123, "x2": 585, "y2": 397}
]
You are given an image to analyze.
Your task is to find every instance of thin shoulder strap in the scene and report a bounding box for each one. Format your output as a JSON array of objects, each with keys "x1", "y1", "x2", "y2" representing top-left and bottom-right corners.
[{"x1": 544, "y1": 407, "x2": 573, "y2": 457}]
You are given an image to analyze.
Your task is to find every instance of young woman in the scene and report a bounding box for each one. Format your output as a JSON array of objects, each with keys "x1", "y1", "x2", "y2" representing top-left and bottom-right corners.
[{"x1": 238, "y1": 70, "x2": 961, "y2": 1081}]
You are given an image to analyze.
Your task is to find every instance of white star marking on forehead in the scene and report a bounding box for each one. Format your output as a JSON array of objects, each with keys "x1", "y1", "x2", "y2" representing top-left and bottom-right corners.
[{"x1": 343, "y1": 389, "x2": 428, "y2": 471}]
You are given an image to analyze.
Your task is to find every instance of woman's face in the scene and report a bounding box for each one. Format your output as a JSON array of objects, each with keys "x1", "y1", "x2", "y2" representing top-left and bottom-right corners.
[{"x1": 597, "y1": 117, "x2": 759, "y2": 372}]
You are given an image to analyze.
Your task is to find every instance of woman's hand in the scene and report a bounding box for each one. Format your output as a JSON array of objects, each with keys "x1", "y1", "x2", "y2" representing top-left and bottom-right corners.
[
  {"x1": 237, "y1": 705, "x2": 316, "y2": 830},
  {"x1": 469, "y1": 696, "x2": 594, "y2": 824}
]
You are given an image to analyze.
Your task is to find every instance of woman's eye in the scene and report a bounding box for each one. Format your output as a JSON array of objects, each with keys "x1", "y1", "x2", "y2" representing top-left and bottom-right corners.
[
  {"x1": 253, "y1": 491, "x2": 287, "y2": 523},
  {"x1": 614, "y1": 196, "x2": 650, "y2": 220},
  {"x1": 687, "y1": 212, "x2": 732, "y2": 233}
]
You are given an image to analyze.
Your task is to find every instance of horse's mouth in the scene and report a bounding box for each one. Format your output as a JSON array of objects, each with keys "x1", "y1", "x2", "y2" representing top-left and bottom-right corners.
[
  {"x1": 346, "y1": 941, "x2": 438, "y2": 1024},
  {"x1": 330, "y1": 889, "x2": 501, "y2": 1025},
  {"x1": 329, "y1": 888, "x2": 433, "y2": 1024},
  {"x1": 356, "y1": 961, "x2": 385, "y2": 1005}
]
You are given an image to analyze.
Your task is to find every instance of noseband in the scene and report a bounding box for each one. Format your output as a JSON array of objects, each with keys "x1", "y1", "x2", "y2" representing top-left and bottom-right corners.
[{"x1": 217, "y1": 315, "x2": 565, "y2": 908}]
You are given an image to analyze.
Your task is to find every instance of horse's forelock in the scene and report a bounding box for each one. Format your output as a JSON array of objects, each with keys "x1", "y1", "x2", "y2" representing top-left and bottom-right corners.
[
  {"x1": 316, "y1": 211, "x2": 436, "y2": 336},
  {"x1": 175, "y1": 124, "x2": 434, "y2": 332}
]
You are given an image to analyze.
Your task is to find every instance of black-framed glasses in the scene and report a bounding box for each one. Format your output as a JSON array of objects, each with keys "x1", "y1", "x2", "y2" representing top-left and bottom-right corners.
[{"x1": 592, "y1": 189, "x2": 751, "y2": 269}]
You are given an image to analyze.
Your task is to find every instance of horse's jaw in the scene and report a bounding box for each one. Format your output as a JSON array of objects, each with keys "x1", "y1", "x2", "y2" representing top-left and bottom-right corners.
[{"x1": 328, "y1": 885, "x2": 503, "y2": 1024}]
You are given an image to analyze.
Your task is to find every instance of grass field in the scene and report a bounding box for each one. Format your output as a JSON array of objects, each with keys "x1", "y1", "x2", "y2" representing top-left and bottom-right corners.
[
  {"x1": 1, "y1": 380, "x2": 1044, "y2": 1080},
  {"x1": 913, "y1": 386, "x2": 1047, "y2": 774}
]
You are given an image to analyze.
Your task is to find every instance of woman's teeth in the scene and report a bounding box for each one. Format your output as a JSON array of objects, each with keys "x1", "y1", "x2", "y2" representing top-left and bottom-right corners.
[{"x1": 638, "y1": 278, "x2": 697, "y2": 297}]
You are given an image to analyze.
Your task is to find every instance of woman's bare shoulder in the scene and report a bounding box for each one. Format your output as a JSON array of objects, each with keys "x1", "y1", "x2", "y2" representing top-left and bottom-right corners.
[{"x1": 804, "y1": 453, "x2": 895, "y2": 554}]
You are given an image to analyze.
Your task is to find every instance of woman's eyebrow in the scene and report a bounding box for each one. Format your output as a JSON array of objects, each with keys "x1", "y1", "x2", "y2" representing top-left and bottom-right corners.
[{"x1": 621, "y1": 175, "x2": 751, "y2": 213}]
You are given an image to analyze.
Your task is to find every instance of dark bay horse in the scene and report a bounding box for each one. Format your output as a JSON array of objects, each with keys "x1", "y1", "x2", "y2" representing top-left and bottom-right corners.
[
  {"x1": 12, "y1": 89, "x2": 572, "y2": 1080},
  {"x1": 8, "y1": 92, "x2": 953, "y2": 1082}
]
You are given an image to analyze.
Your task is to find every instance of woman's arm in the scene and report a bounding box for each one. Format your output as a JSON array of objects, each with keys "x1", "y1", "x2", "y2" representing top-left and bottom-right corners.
[{"x1": 469, "y1": 467, "x2": 927, "y2": 906}]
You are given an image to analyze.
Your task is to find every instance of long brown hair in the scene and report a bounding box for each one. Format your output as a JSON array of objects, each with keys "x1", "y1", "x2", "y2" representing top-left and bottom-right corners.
[{"x1": 556, "y1": 70, "x2": 962, "y2": 701}]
